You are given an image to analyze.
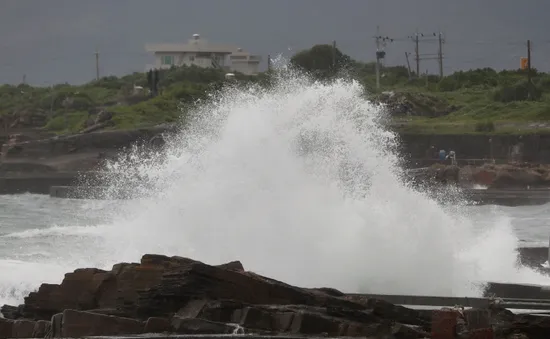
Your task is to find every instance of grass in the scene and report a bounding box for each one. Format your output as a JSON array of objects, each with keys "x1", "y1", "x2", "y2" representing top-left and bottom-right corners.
[{"x1": 2, "y1": 46, "x2": 550, "y2": 136}]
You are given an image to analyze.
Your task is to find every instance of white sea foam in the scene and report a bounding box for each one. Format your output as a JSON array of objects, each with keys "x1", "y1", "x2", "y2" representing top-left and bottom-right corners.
[{"x1": 1, "y1": 68, "x2": 549, "y2": 306}]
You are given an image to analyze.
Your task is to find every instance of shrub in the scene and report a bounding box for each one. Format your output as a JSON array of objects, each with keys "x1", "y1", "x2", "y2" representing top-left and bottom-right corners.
[
  {"x1": 492, "y1": 81, "x2": 542, "y2": 103},
  {"x1": 475, "y1": 121, "x2": 495, "y2": 132}
]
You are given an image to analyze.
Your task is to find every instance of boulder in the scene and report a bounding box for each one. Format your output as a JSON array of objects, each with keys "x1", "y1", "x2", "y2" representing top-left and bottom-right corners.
[
  {"x1": 22, "y1": 268, "x2": 110, "y2": 320},
  {"x1": 60, "y1": 309, "x2": 144, "y2": 337},
  {"x1": 12, "y1": 255, "x2": 249, "y2": 321},
  {"x1": 94, "y1": 110, "x2": 114, "y2": 125}
]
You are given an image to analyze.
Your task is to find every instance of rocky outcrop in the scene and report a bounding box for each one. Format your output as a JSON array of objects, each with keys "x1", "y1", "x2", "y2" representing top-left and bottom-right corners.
[
  {"x1": 2, "y1": 124, "x2": 177, "y2": 162},
  {"x1": 459, "y1": 163, "x2": 550, "y2": 188},
  {"x1": 1, "y1": 253, "x2": 549, "y2": 338},
  {"x1": 0, "y1": 124, "x2": 177, "y2": 173},
  {"x1": 375, "y1": 91, "x2": 458, "y2": 117},
  {"x1": 409, "y1": 163, "x2": 550, "y2": 189}
]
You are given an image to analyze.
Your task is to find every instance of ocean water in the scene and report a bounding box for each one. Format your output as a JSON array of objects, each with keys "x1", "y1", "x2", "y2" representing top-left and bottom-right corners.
[{"x1": 1, "y1": 70, "x2": 550, "y2": 307}]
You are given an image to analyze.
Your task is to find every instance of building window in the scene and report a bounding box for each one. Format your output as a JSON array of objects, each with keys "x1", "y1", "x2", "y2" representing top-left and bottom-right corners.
[{"x1": 161, "y1": 55, "x2": 174, "y2": 65}]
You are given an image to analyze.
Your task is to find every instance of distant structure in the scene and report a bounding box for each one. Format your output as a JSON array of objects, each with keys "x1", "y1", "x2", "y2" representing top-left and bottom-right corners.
[{"x1": 145, "y1": 34, "x2": 261, "y2": 75}]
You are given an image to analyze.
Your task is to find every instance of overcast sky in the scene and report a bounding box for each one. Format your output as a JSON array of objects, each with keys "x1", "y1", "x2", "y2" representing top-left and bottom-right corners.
[{"x1": 1, "y1": 0, "x2": 548, "y2": 85}]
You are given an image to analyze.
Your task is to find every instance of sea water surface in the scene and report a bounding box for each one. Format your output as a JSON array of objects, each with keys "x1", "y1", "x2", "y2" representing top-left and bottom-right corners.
[
  {"x1": 0, "y1": 194, "x2": 549, "y2": 307},
  {"x1": 2, "y1": 71, "x2": 550, "y2": 306}
]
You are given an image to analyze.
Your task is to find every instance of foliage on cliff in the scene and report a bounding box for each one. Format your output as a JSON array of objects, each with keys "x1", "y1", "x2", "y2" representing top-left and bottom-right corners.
[{"x1": 2, "y1": 43, "x2": 550, "y2": 135}]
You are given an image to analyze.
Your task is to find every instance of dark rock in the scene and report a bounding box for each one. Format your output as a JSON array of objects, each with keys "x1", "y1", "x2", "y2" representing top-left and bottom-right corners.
[
  {"x1": 11, "y1": 319, "x2": 36, "y2": 338},
  {"x1": 346, "y1": 295, "x2": 430, "y2": 328},
  {"x1": 391, "y1": 323, "x2": 429, "y2": 339},
  {"x1": 21, "y1": 268, "x2": 110, "y2": 320},
  {"x1": 0, "y1": 318, "x2": 13, "y2": 339},
  {"x1": 498, "y1": 314, "x2": 550, "y2": 339},
  {"x1": 0, "y1": 304, "x2": 22, "y2": 319},
  {"x1": 170, "y1": 317, "x2": 236, "y2": 334},
  {"x1": 175, "y1": 299, "x2": 210, "y2": 319},
  {"x1": 216, "y1": 260, "x2": 245, "y2": 272},
  {"x1": 149, "y1": 134, "x2": 166, "y2": 149},
  {"x1": 133, "y1": 257, "x2": 362, "y2": 318},
  {"x1": 61, "y1": 309, "x2": 144, "y2": 337},
  {"x1": 144, "y1": 317, "x2": 171, "y2": 333},
  {"x1": 313, "y1": 287, "x2": 345, "y2": 297},
  {"x1": 95, "y1": 110, "x2": 114, "y2": 125},
  {"x1": 464, "y1": 308, "x2": 491, "y2": 330},
  {"x1": 47, "y1": 313, "x2": 63, "y2": 338},
  {"x1": 13, "y1": 255, "x2": 251, "y2": 321},
  {"x1": 32, "y1": 320, "x2": 51, "y2": 337},
  {"x1": 16, "y1": 253, "x2": 550, "y2": 337},
  {"x1": 238, "y1": 306, "x2": 279, "y2": 331},
  {"x1": 288, "y1": 310, "x2": 340, "y2": 335}
]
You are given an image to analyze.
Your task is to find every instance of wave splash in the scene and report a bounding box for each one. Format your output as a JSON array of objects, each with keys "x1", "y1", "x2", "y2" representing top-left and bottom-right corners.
[{"x1": 1, "y1": 68, "x2": 548, "y2": 305}]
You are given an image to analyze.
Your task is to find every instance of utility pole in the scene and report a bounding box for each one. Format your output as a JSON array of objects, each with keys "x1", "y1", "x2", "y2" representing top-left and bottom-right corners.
[
  {"x1": 415, "y1": 30, "x2": 420, "y2": 77},
  {"x1": 438, "y1": 32, "x2": 444, "y2": 79},
  {"x1": 374, "y1": 26, "x2": 391, "y2": 90},
  {"x1": 94, "y1": 48, "x2": 100, "y2": 81},
  {"x1": 267, "y1": 54, "x2": 271, "y2": 71},
  {"x1": 332, "y1": 40, "x2": 337, "y2": 69},
  {"x1": 405, "y1": 52, "x2": 412, "y2": 80},
  {"x1": 527, "y1": 39, "x2": 532, "y2": 84},
  {"x1": 22, "y1": 74, "x2": 26, "y2": 85},
  {"x1": 375, "y1": 27, "x2": 381, "y2": 90}
]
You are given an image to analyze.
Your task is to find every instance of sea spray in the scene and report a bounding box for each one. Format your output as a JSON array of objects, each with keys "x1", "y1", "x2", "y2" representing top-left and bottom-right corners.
[
  {"x1": 1, "y1": 67, "x2": 549, "y2": 306},
  {"x1": 95, "y1": 68, "x2": 548, "y2": 295}
]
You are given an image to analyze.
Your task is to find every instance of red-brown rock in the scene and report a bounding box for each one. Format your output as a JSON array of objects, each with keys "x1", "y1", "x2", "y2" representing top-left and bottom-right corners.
[
  {"x1": 8, "y1": 253, "x2": 548, "y2": 338},
  {"x1": 22, "y1": 268, "x2": 110, "y2": 320},
  {"x1": 18, "y1": 255, "x2": 230, "y2": 320},
  {"x1": 133, "y1": 258, "x2": 362, "y2": 318}
]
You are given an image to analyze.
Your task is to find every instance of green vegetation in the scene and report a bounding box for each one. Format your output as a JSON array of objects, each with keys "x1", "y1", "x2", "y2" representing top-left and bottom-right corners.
[{"x1": 1, "y1": 44, "x2": 550, "y2": 135}]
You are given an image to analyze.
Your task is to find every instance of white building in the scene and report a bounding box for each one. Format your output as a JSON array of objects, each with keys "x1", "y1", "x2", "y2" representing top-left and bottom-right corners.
[{"x1": 145, "y1": 34, "x2": 261, "y2": 75}]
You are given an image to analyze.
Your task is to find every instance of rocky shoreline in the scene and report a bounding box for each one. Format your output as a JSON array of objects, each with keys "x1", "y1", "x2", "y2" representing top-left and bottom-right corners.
[
  {"x1": 1, "y1": 253, "x2": 550, "y2": 339},
  {"x1": 1, "y1": 126, "x2": 550, "y2": 206}
]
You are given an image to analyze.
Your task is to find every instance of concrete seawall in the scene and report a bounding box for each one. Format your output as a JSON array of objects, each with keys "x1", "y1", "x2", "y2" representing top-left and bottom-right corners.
[
  {"x1": 0, "y1": 173, "x2": 80, "y2": 194},
  {"x1": 464, "y1": 188, "x2": 550, "y2": 206},
  {"x1": 399, "y1": 133, "x2": 550, "y2": 164}
]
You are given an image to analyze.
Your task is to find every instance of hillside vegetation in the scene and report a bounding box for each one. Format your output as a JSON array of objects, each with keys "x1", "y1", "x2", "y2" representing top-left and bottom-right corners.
[{"x1": 1, "y1": 44, "x2": 549, "y2": 135}]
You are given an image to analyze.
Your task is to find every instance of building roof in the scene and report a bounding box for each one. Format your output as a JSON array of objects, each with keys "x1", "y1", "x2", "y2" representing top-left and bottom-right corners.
[
  {"x1": 145, "y1": 43, "x2": 237, "y2": 54},
  {"x1": 230, "y1": 51, "x2": 252, "y2": 57},
  {"x1": 146, "y1": 34, "x2": 258, "y2": 55}
]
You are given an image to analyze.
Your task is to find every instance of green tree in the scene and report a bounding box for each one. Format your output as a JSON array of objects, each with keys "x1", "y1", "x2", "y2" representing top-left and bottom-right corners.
[{"x1": 290, "y1": 44, "x2": 353, "y2": 78}]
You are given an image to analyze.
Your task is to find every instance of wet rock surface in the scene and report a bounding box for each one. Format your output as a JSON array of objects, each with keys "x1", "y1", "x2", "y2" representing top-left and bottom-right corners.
[{"x1": 0, "y1": 253, "x2": 548, "y2": 338}]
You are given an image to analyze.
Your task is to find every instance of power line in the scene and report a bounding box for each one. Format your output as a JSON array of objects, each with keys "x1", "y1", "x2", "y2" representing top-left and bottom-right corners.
[{"x1": 407, "y1": 31, "x2": 445, "y2": 78}]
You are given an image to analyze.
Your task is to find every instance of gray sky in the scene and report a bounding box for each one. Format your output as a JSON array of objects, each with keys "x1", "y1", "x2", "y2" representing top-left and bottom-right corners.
[{"x1": 1, "y1": 0, "x2": 548, "y2": 85}]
